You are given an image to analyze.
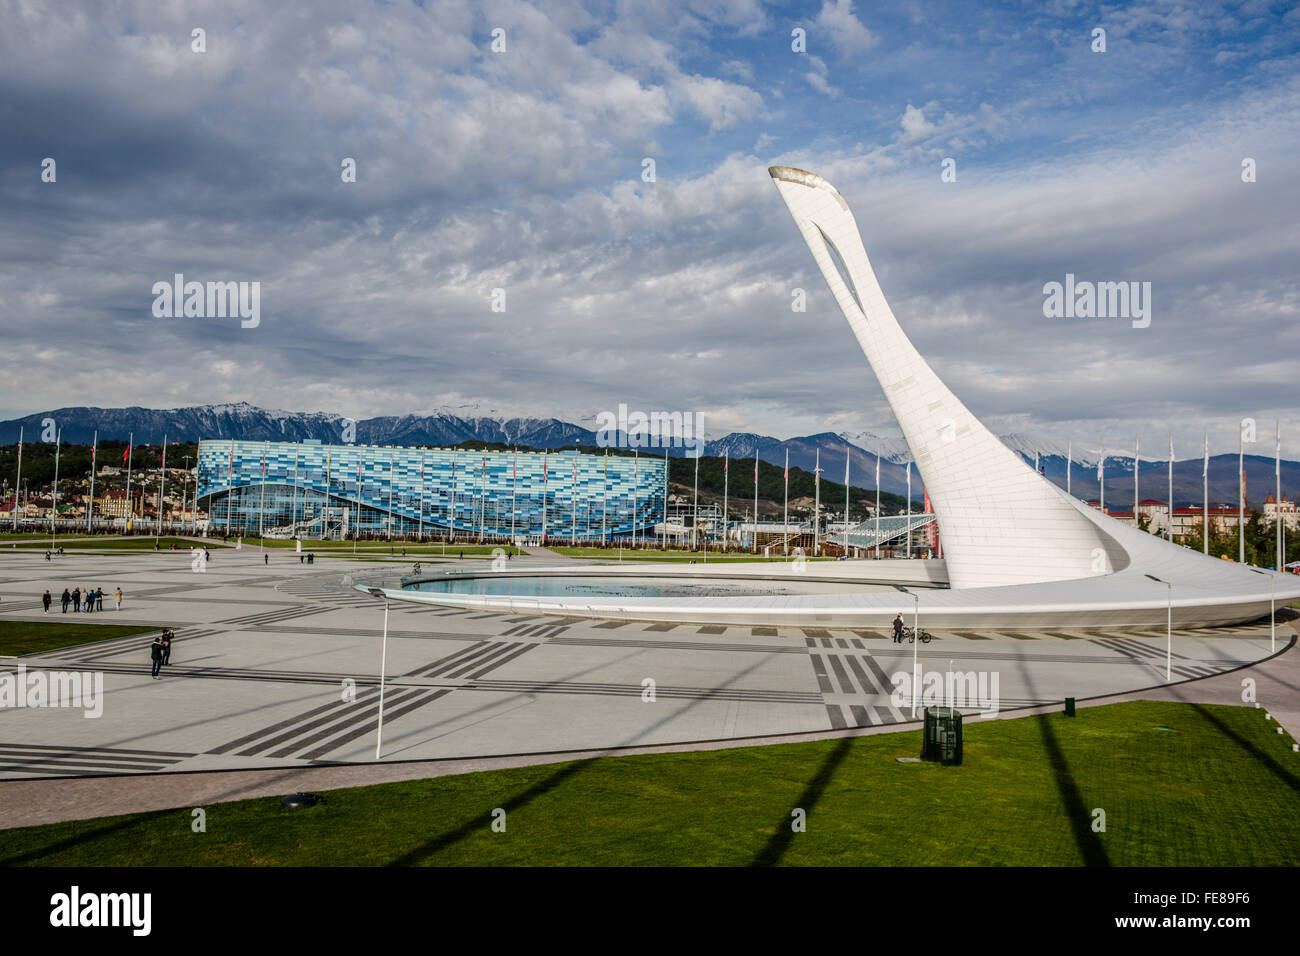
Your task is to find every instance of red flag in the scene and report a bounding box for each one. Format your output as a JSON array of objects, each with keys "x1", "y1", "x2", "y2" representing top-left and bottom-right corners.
[{"x1": 122, "y1": 443, "x2": 130, "y2": 467}]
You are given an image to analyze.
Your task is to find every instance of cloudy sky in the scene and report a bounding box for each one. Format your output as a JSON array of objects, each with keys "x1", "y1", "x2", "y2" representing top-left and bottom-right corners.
[{"x1": 2, "y1": 0, "x2": 1297, "y2": 455}]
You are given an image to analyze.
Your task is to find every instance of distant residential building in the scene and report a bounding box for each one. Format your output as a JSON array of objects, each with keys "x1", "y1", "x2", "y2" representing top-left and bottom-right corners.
[
  {"x1": 1263, "y1": 493, "x2": 1299, "y2": 531},
  {"x1": 1170, "y1": 506, "x2": 1243, "y2": 539},
  {"x1": 97, "y1": 488, "x2": 143, "y2": 519}
]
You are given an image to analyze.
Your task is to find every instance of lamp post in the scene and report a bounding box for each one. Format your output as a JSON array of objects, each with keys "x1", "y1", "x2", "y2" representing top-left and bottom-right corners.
[
  {"x1": 1144, "y1": 573, "x2": 1172, "y2": 680},
  {"x1": 897, "y1": 585, "x2": 921, "y2": 717},
  {"x1": 182, "y1": 455, "x2": 192, "y2": 534},
  {"x1": 368, "y1": 587, "x2": 391, "y2": 759},
  {"x1": 1247, "y1": 567, "x2": 1276, "y2": 653}
]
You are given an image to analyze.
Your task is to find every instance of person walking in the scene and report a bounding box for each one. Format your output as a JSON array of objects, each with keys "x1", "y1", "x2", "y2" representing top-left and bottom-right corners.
[
  {"x1": 150, "y1": 635, "x2": 165, "y2": 679},
  {"x1": 114, "y1": 586, "x2": 122, "y2": 611},
  {"x1": 264, "y1": 553, "x2": 268, "y2": 565},
  {"x1": 71, "y1": 586, "x2": 81, "y2": 613},
  {"x1": 95, "y1": 587, "x2": 104, "y2": 611},
  {"x1": 42, "y1": 590, "x2": 51, "y2": 613},
  {"x1": 83, "y1": 587, "x2": 93, "y2": 612},
  {"x1": 892, "y1": 612, "x2": 905, "y2": 644},
  {"x1": 161, "y1": 629, "x2": 173, "y2": 666},
  {"x1": 61, "y1": 588, "x2": 71, "y2": 613}
]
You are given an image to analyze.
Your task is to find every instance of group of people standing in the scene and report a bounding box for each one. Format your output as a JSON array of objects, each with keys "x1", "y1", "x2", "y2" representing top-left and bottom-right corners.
[
  {"x1": 43, "y1": 586, "x2": 122, "y2": 613},
  {"x1": 150, "y1": 629, "x2": 175, "y2": 678}
]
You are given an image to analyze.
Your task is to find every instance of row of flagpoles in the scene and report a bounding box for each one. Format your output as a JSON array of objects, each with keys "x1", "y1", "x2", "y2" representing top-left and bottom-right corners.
[{"x1": 11, "y1": 422, "x2": 1289, "y2": 567}]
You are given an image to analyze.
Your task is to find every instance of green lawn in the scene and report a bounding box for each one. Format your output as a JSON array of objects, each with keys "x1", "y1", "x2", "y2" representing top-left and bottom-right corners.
[
  {"x1": 3, "y1": 700, "x2": 1297, "y2": 866},
  {"x1": 0, "y1": 620, "x2": 159, "y2": 656},
  {"x1": 12, "y1": 536, "x2": 227, "y2": 551}
]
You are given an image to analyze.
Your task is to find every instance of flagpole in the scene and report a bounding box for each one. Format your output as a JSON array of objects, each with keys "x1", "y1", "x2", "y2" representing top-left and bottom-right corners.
[
  {"x1": 257, "y1": 441, "x2": 266, "y2": 545},
  {"x1": 691, "y1": 450, "x2": 699, "y2": 551},
  {"x1": 387, "y1": 451, "x2": 395, "y2": 541},
  {"x1": 1134, "y1": 434, "x2": 1139, "y2": 531},
  {"x1": 419, "y1": 452, "x2": 426, "y2": 542},
  {"x1": 1239, "y1": 427, "x2": 1245, "y2": 563},
  {"x1": 451, "y1": 453, "x2": 458, "y2": 544},
  {"x1": 600, "y1": 450, "x2": 607, "y2": 545},
  {"x1": 11, "y1": 426, "x2": 21, "y2": 532},
  {"x1": 782, "y1": 448, "x2": 789, "y2": 555},
  {"x1": 540, "y1": 451, "x2": 547, "y2": 545},
  {"x1": 632, "y1": 450, "x2": 639, "y2": 548},
  {"x1": 1202, "y1": 429, "x2": 1209, "y2": 555},
  {"x1": 155, "y1": 433, "x2": 167, "y2": 544},
  {"x1": 1098, "y1": 440, "x2": 1105, "y2": 513},
  {"x1": 905, "y1": 460, "x2": 912, "y2": 559},
  {"x1": 1167, "y1": 433, "x2": 1174, "y2": 541},
  {"x1": 814, "y1": 447, "x2": 821, "y2": 556},
  {"x1": 1277, "y1": 420, "x2": 1283, "y2": 570},
  {"x1": 291, "y1": 446, "x2": 299, "y2": 538},
  {"x1": 722, "y1": 451, "x2": 729, "y2": 553},
  {"x1": 874, "y1": 452, "x2": 881, "y2": 560},
  {"x1": 87, "y1": 431, "x2": 97, "y2": 532},
  {"x1": 661, "y1": 447, "x2": 668, "y2": 550},
  {"x1": 844, "y1": 452, "x2": 850, "y2": 554},
  {"x1": 572, "y1": 457, "x2": 579, "y2": 546},
  {"x1": 511, "y1": 450, "x2": 518, "y2": 544},
  {"x1": 125, "y1": 433, "x2": 135, "y2": 534},
  {"x1": 354, "y1": 453, "x2": 362, "y2": 552},
  {"x1": 225, "y1": 440, "x2": 233, "y2": 537},
  {"x1": 50, "y1": 429, "x2": 60, "y2": 549},
  {"x1": 752, "y1": 450, "x2": 758, "y2": 554}
]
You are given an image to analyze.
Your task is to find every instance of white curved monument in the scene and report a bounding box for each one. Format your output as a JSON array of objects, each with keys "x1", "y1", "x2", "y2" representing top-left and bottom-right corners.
[
  {"x1": 368, "y1": 167, "x2": 1300, "y2": 630},
  {"x1": 769, "y1": 166, "x2": 1124, "y2": 590}
]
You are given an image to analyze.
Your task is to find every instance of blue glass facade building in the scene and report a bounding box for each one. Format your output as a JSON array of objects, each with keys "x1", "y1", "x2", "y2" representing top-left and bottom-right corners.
[{"x1": 197, "y1": 439, "x2": 667, "y2": 540}]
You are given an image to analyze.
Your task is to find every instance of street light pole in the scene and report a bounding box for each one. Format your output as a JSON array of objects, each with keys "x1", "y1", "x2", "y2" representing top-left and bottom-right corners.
[
  {"x1": 368, "y1": 588, "x2": 391, "y2": 759},
  {"x1": 897, "y1": 586, "x2": 921, "y2": 717},
  {"x1": 1144, "y1": 573, "x2": 1172, "y2": 680}
]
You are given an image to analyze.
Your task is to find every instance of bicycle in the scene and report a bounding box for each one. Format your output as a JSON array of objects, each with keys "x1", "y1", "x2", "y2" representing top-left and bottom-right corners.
[{"x1": 902, "y1": 625, "x2": 933, "y2": 644}]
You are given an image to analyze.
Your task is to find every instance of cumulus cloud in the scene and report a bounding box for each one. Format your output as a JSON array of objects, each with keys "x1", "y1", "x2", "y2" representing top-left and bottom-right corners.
[
  {"x1": 0, "y1": 0, "x2": 1296, "y2": 457},
  {"x1": 815, "y1": 0, "x2": 879, "y2": 58}
]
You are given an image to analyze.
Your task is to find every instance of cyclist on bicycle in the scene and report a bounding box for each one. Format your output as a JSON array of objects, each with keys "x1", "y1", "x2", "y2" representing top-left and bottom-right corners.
[{"x1": 892, "y1": 613, "x2": 905, "y2": 644}]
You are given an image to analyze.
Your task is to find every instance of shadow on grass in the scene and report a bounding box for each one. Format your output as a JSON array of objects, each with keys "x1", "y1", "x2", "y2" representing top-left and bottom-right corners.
[
  {"x1": 384, "y1": 758, "x2": 598, "y2": 866},
  {"x1": 1188, "y1": 704, "x2": 1300, "y2": 794},
  {"x1": 1032, "y1": 712, "x2": 1110, "y2": 867},
  {"x1": 748, "y1": 735, "x2": 855, "y2": 867},
  {"x1": 0, "y1": 813, "x2": 149, "y2": 866},
  {"x1": 1013, "y1": 654, "x2": 1110, "y2": 867}
]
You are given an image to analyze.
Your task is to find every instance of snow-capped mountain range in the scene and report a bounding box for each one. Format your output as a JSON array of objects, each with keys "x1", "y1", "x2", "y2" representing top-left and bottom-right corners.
[{"x1": 1, "y1": 402, "x2": 1294, "y2": 504}]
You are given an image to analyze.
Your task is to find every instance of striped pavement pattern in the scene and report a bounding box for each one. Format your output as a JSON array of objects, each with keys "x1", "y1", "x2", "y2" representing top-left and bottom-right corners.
[
  {"x1": 0, "y1": 742, "x2": 194, "y2": 777},
  {"x1": 205, "y1": 686, "x2": 451, "y2": 761}
]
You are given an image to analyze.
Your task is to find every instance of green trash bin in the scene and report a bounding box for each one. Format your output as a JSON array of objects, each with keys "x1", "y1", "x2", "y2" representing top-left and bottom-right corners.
[{"x1": 921, "y1": 706, "x2": 963, "y2": 765}]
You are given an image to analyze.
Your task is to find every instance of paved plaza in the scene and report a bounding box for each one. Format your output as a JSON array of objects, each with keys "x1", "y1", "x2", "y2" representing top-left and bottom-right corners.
[{"x1": 0, "y1": 544, "x2": 1290, "y2": 787}]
